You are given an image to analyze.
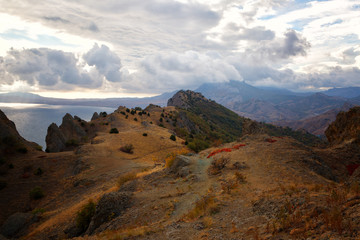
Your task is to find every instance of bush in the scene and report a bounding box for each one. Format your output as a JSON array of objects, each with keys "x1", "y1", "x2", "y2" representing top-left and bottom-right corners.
[
  {"x1": 76, "y1": 200, "x2": 96, "y2": 233},
  {"x1": 110, "y1": 128, "x2": 119, "y2": 134},
  {"x1": 8, "y1": 163, "x2": 14, "y2": 169},
  {"x1": 134, "y1": 118, "x2": 138, "y2": 121},
  {"x1": 0, "y1": 157, "x2": 5, "y2": 165},
  {"x1": 159, "y1": 118, "x2": 163, "y2": 122},
  {"x1": 208, "y1": 157, "x2": 230, "y2": 175},
  {"x1": 187, "y1": 138, "x2": 209, "y2": 153},
  {"x1": 170, "y1": 135, "x2": 176, "y2": 141},
  {"x1": 66, "y1": 139, "x2": 79, "y2": 147},
  {"x1": 120, "y1": 144, "x2": 134, "y2": 154},
  {"x1": 32, "y1": 208, "x2": 45, "y2": 215},
  {"x1": 29, "y1": 187, "x2": 45, "y2": 200},
  {"x1": 17, "y1": 147, "x2": 28, "y2": 154},
  {"x1": 34, "y1": 167, "x2": 43, "y2": 176},
  {"x1": 143, "y1": 133, "x2": 148, "y2": 137}
]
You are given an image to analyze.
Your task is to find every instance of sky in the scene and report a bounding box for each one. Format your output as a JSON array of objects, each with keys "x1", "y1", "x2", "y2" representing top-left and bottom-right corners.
[{"x1": 0, "y1": 0, "x2": 359, "y2": 98}]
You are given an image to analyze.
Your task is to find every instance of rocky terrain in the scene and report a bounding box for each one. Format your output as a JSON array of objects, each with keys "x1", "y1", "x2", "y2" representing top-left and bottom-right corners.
[{"x1": 0, "y1": 91, "x2": 360, "y2": 240}]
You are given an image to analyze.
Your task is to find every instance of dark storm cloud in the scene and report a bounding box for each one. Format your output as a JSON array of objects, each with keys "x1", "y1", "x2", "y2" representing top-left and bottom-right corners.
[
  {"x1": 83, "y1": 44, "x2": 122, "y2": 82},
  {"x1": 279, "y1": 30, "x2": 310, "y2": 58}
]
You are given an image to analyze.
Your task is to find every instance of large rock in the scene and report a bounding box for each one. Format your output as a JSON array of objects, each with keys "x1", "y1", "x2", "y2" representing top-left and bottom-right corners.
[
  {"x1": 167, "y1": 155, "x2": 192, "y2": 178},
  {"x1": 325, "y1": 106, "x2": 360, "y2": 145},
  {"x1": 45, "y1": 123, "x2": 66, "y2": 152},
  {"x1": 0, "y1": 212, "x2": 37, "y2": 238},
  {"x1": 86, "y1": 192, "x2": 132, "y2": 234},
  {"x1": 45, "y1": 113, "x2": 89, "y2": 152}
]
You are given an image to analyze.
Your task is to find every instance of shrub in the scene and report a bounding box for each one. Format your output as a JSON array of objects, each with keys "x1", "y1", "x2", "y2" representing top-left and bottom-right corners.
[
  {"x1": 34, "y1": 167, "x2": 43, "y2": 176},
  {"x1": 117, "y1": 172, "x2": 137, "y2": 188},
  {"x1": 159, "y1": 118, "x2": 163, "y2": 122},
  {"x1": 29, "y1": 187, "x2": 45, "y2": 200},
  {"x1": 110, "y1": 128, "x2": 119, "y2": 134},
  {"x1": 32, "y1": 208, "x2": 45, "y2": 215},
  {"x1": 143, "y1": 133, "x2": 148, "y2": 137},
  {"x1": 134, "y1": 118, "x2": 138, "y2": 121},
  {"x1": 66, "y1": 139, "x2": 79, "y2": 147},
  {"x1": 0, "y1": 157, "x2": 5, "y2": 165},
  {"x1": 208, "y1": 157, "x2": 230, "y2": 175},
  {"x1": 187, "y1": 138, "x2": 209, "y2": 153},
  {"x1": 0, "y1": 181, "x2": 6, "y2": 190},
  {"x1": 17, "y1": 147, "x2": 28, "y2": 154},
  {"x1": 126, "y1": 108, "x2": 130, "y2": 113},
  {"x1": 100, "y1": 112, "x2": 107, "y2": 117},
  {"x1": 125, "y1": 115, "x2": 128, "y2": 119},
  {"x1": 8, "y1": 163, "x2": 14, "y2": 169},
  {"x1": 76, "y1": 200, "x2": 96, "y2": 233},
  {"x1": 170, "y1": 135, "x2": 176, "y2": 141},
  {"x1": 234, "y1": 171, "x2": 247, "y2": 183},
  {"x1": 120, "y1": 144, "x2": 134, "y2": 154}
]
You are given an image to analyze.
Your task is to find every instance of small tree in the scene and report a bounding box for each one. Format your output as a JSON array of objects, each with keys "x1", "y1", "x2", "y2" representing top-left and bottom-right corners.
[
  {"x1": 110, "y1": 128, "x2": 119, "y2": 134},
  {"x1": 170, "y1": 135, "x2": 176, "y2": 141}
]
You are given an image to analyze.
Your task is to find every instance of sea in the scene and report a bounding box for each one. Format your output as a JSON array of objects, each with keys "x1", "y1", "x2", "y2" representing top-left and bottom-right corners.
[{"x1": 0, "y1": 103, "x2": 116, "y2": 150}]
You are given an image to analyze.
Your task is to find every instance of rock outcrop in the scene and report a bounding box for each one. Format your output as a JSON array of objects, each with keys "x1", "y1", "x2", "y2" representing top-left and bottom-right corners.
[
  {"x1": 325, "y1": 106, "x2": 360, "y2": 145},
  {"x1": 0, "y1": 212, "x2": 38, "y2": 238},
  {"x1": 167, "y1": 90, "x2": 210, "y2": 110},
  {"x1": 45, "y1": 113, "x2": 89, "y2": 152},
  {"x1": 0, "y1": 110, "x2": 39, "y2": 154}
]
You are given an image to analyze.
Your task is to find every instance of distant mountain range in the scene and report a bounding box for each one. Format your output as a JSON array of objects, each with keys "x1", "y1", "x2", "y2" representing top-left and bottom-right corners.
[{"x1": 1, "y1": 81, "x2": 359, "y2": 136}]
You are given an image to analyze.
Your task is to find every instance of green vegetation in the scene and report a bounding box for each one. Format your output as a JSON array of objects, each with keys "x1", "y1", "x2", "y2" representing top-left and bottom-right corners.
[
  {"x1": 32, "y1": 208, "x2": 46, "y2": 215},
  {"x1": 109, "y1": 128, "x2": 119, "y2": 134},
  {"x1": 143, "y1": 133, "x2": 148, "y2": 137},
  {"x1": 17, "y1": 147, "x2": 28, "y2": 154},
  {"x1": 34, "y1": 167, "x2": 43, "y2": 176},
  {"x1": 120, "y1": 144, "x2": 134, "y2": 154},
  {"x1": 66, "y1": 139, "x2": 79, "y2": 147},
  {"x1": 170, "y1": 135, "x2": 176, "y2": 141},
  {"x1": 29, "y1": 186, "x2": 45, "y2": 200},
  {"x1": 76, "y1": 200, "x2": 96, "y2": 233},
  {"x1": 134, "y1": 117, "x2": 138, "y2": 121}
]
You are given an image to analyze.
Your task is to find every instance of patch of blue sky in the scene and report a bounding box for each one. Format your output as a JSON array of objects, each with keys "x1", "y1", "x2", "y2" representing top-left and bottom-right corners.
[
  {"x1": 289, "y1": 18, "x2": 315, "y2": 31},
  {"x1": 321, "y1": 19, "x2": 343, "y2": 28},
  {"x1": 352, "y1": 4, "x2": 360, "y2": 10},
  {"x1": 343, "y1": 34, "x2": 360, "y2": 44},
  {"x1": 0, "y1": 28, "x2": 78, "y2": 48}
]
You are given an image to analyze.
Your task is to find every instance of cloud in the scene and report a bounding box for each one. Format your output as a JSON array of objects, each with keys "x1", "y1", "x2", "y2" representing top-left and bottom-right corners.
[
  {"x1": 0, "y1": 46, "x2": 124, "y2": 90},
  {"x1": 123, "y1": 50, "x2": 242, "y2": 92},
  {"x1": 83, "y1": 44, "x2": 122, "y2": 82},
  {"x1": 279, "y1": 29, "x2": 310, "y2": 58}
]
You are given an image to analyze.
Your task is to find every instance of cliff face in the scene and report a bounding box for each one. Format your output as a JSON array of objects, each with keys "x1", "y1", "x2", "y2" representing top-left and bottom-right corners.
[
  {"x1": 45, "y1": 114, "x2": 91, "y2": 152},
  {"x1": 325, "y1": 106, "x2": 360, "y2": 145},
  {"x1": 0, "y1": 110, "x2": 39, "y2": 154}
]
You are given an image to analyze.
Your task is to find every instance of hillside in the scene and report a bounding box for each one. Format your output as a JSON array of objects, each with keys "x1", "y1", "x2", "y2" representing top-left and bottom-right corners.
[
  {"x1": 273, "y1": 103, "x2": 354, "y2": 136},
  {"x1": 1, "y1": 94, "x2": 360, "y2": 240},
  {"x1": 168, "y1": 90, "x2": 324, "y2": 149}
]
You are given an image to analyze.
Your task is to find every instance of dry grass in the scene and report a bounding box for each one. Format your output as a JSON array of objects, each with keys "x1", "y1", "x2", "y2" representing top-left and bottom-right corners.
[
  {"x1": 185, "y1": 195, "x2": 219, "y2": 220},
  {"x1": 116, "y1": 172, "x2": 138, "y2": 188}
]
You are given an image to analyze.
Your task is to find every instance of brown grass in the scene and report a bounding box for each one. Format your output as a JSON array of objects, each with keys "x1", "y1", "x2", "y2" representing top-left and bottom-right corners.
[
  {"x1": 117, "y1": 172, "x2": 138, "y2": 188},
  {"x1": 185, "y1": 195, "x2": 219, "y2": 220},
  {"x1": 208, "y1": 156, "x2": 230, "y2": 175},
  {"x1": 165, "y1": 148, "x2": 190, "y2": 168}
]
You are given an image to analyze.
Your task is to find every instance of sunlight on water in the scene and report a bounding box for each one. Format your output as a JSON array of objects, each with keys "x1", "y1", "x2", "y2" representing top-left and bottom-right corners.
[{"x1": 0, "y1": 104, "x2": 116, "y2": 150}]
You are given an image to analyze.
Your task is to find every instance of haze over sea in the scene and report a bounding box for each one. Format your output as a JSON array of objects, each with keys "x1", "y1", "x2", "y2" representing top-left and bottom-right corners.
[{"x1": 0, "y1": 103, "x2": 116, "y2": 150}]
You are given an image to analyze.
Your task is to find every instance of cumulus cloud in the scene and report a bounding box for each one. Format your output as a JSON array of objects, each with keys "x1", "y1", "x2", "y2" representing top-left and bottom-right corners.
[
  {"x1": 83, "y1": 44, "x2": 122, "y2": 82},
  {"x1": 0, "y1": 45, "x2": 127, "y2": 90}
]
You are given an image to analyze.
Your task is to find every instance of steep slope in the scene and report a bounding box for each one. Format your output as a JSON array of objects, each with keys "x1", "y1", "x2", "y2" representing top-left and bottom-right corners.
[
  {"x1": 0, "y1": 109, "x2": 41, "y2": 156},
  {"x1": 168, "y1": 90, "x2": 324, "y2": 150}
]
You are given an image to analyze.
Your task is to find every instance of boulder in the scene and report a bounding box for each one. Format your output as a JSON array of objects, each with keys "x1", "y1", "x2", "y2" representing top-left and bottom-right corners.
[
  {"x1": 86, "y1": 192, "x2": 132, "y2": 234},
  {"x1": 0, "y1": 212, "x2": 37, "y2": 238},
  {"x1": 167, "y1": 155, "x2": 191, "y2": 178}
]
